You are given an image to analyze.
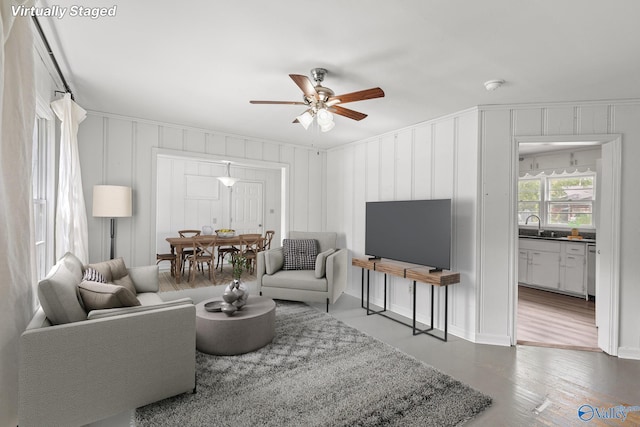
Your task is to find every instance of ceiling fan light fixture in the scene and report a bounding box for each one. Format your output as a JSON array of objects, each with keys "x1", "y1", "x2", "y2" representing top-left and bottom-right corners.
[
  {"x1": 316, "y1": 108, "x2": 333, "y2": 126},
  {"x1": 320, "y1": 121, "x2": 335, "y2": 133},
  {"x1": 296, "y1": 111, "x2": 314, "y2": 130},
  {"x1": 250, "y1": 68, "x2": 385, "y2": 132}
]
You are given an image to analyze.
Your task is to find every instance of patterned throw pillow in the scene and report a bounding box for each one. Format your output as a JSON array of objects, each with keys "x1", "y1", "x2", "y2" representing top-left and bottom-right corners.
[
  {"x1": 283, "y1": 239, "x2": 318, "y2": 270},
  {"x1": 83, "y1": 267, "x2": 106, "y2": 283}
]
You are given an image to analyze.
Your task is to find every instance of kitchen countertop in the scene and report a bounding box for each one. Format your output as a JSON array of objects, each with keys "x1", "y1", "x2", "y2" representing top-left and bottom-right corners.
[{"x1": 519, "y1": 235, "x2": 596, "y2": 244}]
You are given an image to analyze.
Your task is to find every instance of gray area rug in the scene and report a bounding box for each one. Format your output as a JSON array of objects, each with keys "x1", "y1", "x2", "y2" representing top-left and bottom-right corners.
[{"x1": 136, "y1": 301, "x2": 491, "y2": 426}]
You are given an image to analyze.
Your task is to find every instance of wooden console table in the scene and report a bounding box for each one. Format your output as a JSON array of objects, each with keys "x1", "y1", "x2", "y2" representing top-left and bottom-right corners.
[{"x1": 352, "y1": 258, "x2": 460, "y2": 341}]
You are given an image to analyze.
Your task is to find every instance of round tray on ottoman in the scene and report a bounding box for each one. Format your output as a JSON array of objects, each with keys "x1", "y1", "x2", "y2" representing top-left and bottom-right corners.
[{"x1": 195, "y1": 296, "x2": 276, "y2": 356}]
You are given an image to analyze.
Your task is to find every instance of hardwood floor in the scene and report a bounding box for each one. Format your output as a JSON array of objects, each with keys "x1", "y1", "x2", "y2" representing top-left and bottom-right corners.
[
  {"x1": 517, "y1": 285, "x2": 598, "y2": 351},
  {"x1": 158, "y1": 266, "x2": 256, "y2": 292},
  {"x1": 314, "y1": 295, "x2": 640, "y2": 427},
  {"x1": 91, "y1": 291, "x2": 640, "y2": 427}
]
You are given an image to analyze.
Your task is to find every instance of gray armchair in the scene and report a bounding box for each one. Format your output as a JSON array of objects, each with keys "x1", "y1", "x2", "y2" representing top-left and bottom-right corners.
[{"x1": 257, "y1": 231, "x2": 348, "y2": 311}]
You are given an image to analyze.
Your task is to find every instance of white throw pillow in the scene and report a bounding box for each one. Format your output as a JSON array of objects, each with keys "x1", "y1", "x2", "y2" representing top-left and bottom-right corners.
[{"x1": 315, "y1": 248, "x2": 336, "y2": 278}]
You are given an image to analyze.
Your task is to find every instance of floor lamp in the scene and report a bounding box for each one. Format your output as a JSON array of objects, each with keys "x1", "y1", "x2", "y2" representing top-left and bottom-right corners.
[{"x1": 93, "y1": 185, "x2": 132, "y2": 259}]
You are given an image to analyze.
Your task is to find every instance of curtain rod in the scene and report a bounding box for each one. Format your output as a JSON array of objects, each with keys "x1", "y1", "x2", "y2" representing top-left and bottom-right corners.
[{"x1": 31, "y1": 15, "x2": 74, "y2": 101}]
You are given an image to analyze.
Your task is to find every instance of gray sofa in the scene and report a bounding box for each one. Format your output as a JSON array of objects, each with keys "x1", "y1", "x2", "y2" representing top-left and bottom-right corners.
[
  {"x1": 257, "y1": 231, "x2": 348, "y2": 311},
  {"x1": 19, "y1": 252, "x2": 196, "y2": 427}
]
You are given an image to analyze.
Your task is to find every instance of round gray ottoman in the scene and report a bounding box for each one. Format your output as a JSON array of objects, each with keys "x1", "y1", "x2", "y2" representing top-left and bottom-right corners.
[{"x1": 195, "y1": 295, "x2": 276, "y2": 356}]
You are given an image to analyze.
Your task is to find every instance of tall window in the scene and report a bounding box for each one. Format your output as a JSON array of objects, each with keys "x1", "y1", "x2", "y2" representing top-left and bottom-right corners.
[
  {"x1": 518, "y1": 178, "x2": 542, "y2": 223},
  {"x1": 518, "y1": 173, "x2": 596, "y2": 228},
  {"x1": 546, "y1": 176, "x2": 595, "y2": 227},
  {"x1": 32, "y1": 114, "x2": 54, "y2": 280}
]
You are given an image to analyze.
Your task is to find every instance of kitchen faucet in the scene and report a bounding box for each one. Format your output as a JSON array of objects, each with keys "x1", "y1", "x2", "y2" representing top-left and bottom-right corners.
[{"x1": 525, "y1": 214, "x2": 544, "y2": 236}]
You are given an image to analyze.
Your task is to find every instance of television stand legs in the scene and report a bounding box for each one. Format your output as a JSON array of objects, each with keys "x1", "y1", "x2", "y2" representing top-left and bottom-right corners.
[
  {"x1": 360, "y1": 267, "x2": 450, "y2": 342},
  {"x1": 412, "y1": 281, "x2": 449, "y2": 341}
]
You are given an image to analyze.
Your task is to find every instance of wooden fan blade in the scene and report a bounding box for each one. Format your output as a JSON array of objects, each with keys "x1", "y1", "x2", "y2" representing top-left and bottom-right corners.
[
  {"x1": 330, "y1": 105, "x2": 368, "y2": 121},
  {"x1": 328, "y1": 87, "x2": 384, "y2": 104},
  {"x1": 289, "y1": 74, "x2": 317, "y2": 98},
  {"x1": 250, "y1": 100, "x2": 306, "y2": 105}
]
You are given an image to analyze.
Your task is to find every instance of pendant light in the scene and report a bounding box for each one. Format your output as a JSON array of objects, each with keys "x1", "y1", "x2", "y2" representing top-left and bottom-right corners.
[{"x1": 217, "y1": 162, "x2": 239, "y2": 187}]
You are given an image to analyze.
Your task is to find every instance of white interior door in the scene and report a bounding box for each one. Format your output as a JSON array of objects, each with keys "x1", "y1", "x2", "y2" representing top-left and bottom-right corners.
[
  {"x1": 596, "y1": 140, "x2": 620, "y2": 355},
  {"x1": 232, "y1": 181, "x2": 263, "y2": 234}
]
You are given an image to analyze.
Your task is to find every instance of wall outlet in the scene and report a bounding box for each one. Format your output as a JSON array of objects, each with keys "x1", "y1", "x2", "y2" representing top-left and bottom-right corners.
[{"x1": 212, "y1": 218, "x2": 217, "y2": 224}]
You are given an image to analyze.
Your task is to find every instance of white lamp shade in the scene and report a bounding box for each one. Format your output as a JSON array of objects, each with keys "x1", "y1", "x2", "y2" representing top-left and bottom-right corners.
[
  {"x1": 93, "y1": 185, "x2": 132, "y2": 217},
  {"x1": 218, "y1": 176, "x2": 239, "y2": 187},
  {"x1": 320, "y1": 121, "x2": 335, "y2": 132},
  {"x1": 296, "y1": 111, "x2": 314, "y2": 130},
  {"x1": 316, "y1": 108, "x2": 333, "y2": 126}
]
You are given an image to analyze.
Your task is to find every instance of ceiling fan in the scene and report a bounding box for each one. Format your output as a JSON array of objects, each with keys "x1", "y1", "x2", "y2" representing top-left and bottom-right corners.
[{"x1": 250, "y1": 68, "x2": 384, "y2": 132}]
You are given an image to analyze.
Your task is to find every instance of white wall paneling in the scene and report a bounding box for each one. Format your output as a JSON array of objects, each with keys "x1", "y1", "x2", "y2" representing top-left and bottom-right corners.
[
  {"x1": 78, "y1": 113, "x2": 325, "y2": 265},
  {"x1": 327, "y1": 108, "x2": 480, "y2": 338},
  {"x1": 478, "y1": 100, "x2": 640, "y2": 357},
  {"x1": 545, "y1": 106, "x2": 576, "y2": 135}
]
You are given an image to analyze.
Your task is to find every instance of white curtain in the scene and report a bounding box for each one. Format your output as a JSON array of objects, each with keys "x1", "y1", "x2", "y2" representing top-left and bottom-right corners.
[
  {"x1": 0, "y1": 2, "x2": 36, "y2": 426},
  {"x1": 51, "y1": 93, "x2": 89, "y2": 263}
]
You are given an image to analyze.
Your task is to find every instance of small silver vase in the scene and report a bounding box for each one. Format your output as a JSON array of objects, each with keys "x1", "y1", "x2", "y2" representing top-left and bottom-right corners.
[{"x1": 226, "y1": 279, "x2": 248, "y2": 309}]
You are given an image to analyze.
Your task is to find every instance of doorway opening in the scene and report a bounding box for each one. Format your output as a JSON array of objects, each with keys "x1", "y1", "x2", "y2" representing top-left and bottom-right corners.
[
  {"x1": 511, "y1": 135, "x2": 621, "y2": 355},
  {"x1": 151, "y1": 150, "x2": 289, "y2": 270}
]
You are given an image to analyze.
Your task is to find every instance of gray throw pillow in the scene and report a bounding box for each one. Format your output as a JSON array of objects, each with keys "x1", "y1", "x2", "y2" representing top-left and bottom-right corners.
[
  {"x1": 283, "y1": 239, "x2": 318, "y2": 270},
  {"x1": 78, "y1": 280, "x2": 141, "y2": 311},
  {"x1": 87, "y1": 257, "x2": 137, "y2": 295},
  {"x1": 264, "y1": 248, "x2": 284, "y2": 275},
  {"x1": 315, "y1": 248, "x2": 336, "y2": 278}
]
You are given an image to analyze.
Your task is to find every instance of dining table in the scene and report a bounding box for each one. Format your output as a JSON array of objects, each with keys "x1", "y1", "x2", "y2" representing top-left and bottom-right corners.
[{"x1": 165, "y1": 234, "x2": 263, "y2": 284}]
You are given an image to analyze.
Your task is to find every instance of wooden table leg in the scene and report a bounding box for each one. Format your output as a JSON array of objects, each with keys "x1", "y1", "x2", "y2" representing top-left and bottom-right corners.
[{"x1": 175, "y1": 246, "x2": 183, "y2": 284}]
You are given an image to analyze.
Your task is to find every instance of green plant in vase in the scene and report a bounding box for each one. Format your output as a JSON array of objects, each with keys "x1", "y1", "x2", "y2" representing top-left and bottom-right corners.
[
  {"x1": 230, "y1": 253, "x2": 249, "y2": 280},
  {"x1": 227, "y1": 253, "x2": 249, "y2": 310}
]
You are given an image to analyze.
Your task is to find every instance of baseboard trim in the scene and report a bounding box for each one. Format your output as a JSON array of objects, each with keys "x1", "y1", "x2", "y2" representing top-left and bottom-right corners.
[
  {"x1": 617, "y1": 347, "x2": 640, "y2": 360},
  {"x1": 475, "y1": 333, "x2": 512, "y2": 347},
  {"x1": 448, "y1": 325, "x2": 476, "y2": 343}
]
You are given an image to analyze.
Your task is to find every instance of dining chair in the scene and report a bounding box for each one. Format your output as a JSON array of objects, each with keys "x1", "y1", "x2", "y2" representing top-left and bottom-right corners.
[
  {"x1": 215, "y1": 229, "x2": 239, "y2": 271},
  {"x1": 239, "y1": 233, "x2": 263, "y2": 274},
  {"x1": 156, "y1": 252, "x2": 177, "y2": 277},
  {"x1": 187, "y1": 235, "x2": 217, "y2": 283},
  {"x1": 178, "y1": 229, "x2": 201, "y2": 275},
  {"x1": 263, "y1": 230, "x2": 275, "y2": 251}
]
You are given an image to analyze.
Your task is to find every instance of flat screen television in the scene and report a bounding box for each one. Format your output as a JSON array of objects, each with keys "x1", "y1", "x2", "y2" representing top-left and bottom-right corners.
[{"x1": 365, "y1": 199, "x2": 451, "y2": 271}]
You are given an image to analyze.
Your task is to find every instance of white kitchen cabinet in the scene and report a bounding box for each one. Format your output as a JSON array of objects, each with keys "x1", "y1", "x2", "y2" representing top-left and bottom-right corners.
[
  {"x1": 519, "y1": 157, "x2": 534, "y2": 173},
  {"x1": 519, "y1": 238, "x2": 589, "y2": 298},
  {"x1": 535, "y1": 152, "x2": 571, "y2": 170},
  {"x1": 529, "y1": 251, "x2": 560, "y2": 289},
  {"x1": 519, "y1": 239, "x2": 560, "y2": 290},
  {"x1": 518, "y1": 250, "x2": 529, "y2": 283},
  {"x1": 560, "y1": 242, "x2": 587, "y2": 296}
]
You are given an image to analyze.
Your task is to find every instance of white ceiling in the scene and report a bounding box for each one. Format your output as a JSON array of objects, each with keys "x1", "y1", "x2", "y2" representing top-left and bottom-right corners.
[{"x1": 38, "y1": 0, "x2": 640, "y2": 149}]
